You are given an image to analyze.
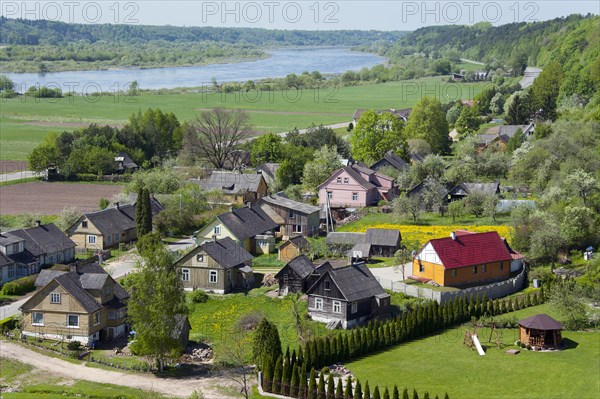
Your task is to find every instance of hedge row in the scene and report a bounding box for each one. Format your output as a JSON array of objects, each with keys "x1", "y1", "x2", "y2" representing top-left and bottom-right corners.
[{"x1": 1, "y1": 275, "x2": 36, "y2": 296}]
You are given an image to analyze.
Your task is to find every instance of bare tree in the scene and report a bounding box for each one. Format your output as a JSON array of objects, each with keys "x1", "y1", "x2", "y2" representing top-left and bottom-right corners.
[
  {"x1": 187, "y1": 108, "x2": 252, "y2": 169},
  {"x1": 221, "y1": 332, "x2": 253, "y2": 399}
]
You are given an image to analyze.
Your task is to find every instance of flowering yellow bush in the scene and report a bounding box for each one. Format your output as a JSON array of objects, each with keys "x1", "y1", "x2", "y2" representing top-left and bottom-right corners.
[{"x1": 343, "y1": 224, "x2": 513, "y2": 246}]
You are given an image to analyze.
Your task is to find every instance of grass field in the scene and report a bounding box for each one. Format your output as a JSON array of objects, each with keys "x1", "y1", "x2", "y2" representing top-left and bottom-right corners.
[
  {"x1": 347, "y1": 304, "x2": 600, "y2": 399},
  {"x1": 0, "y1": 78, "x2": 490, "y2": 160}
]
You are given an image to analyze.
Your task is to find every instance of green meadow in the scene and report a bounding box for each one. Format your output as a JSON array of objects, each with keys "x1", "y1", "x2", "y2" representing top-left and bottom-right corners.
[
  {"x1": 347, "y1": 304, "x2": 600, "y2": 399},
  {"x1": 0, "y1": 77, "x2": 491, "y2": 160}
]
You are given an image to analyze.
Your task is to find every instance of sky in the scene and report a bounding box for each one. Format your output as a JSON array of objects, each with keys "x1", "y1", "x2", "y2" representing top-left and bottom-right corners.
[{"x1": 1, "y1": 1, "x2": 598, "y2": 31}]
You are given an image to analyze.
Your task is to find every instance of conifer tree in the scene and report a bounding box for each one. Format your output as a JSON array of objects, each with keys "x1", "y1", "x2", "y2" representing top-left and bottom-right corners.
[
  {"x1": 372, "y1": 386, "x2": 381, "y2": 399},
  {"x1": 262, "y1": 355, "x2": 273, "y2": 391},
  {"x1": 364, "y1": 381, "x2": 371, "y2": 399},
  {"x1": 272, "y1": 355, "x2": 283, "y2": 394},
  {"x1": 297, "y1": 346, "x2": 304, "y2": 366},
  {"x1": 327, "y1": 373, "x2": 335, "y2": 399},
  {"x1": 444, "y1": 393, "x2": 449, "y2": 399},
  {"x1": 290, "y1": 364, "x2": 299, "y2": 398},
  {"x1": 423, "y1": 392, "x2": 430, "y2": 399},
  {"x1": 317, "y1": 372, "x2": 326, "y2": 399},
  {"x1": 282, "y1": 354, "x2": 291, "y2": 396},
  {"x1": 412, "y1": 389, "x2": 419, "y2": 399},
  {"x1": 335, "y1": 378, "x2": 344, "y2": 399},
  {"x1": 135, "y1": 186, "x2": 144, "y2": 233},
  {"x1": 354, "y1": 379, "x2": 363, "y2": 399},
  {"x1": 344, "y1": 376, "x2": 353, "y2": 399},
  {"x1": 393, "y1": 385, "x2": 400, "y2": 399},
  {"x1": 402, "y1": 388, "x2": 409, "y2": 399},
  {"x1": 299, "y1": 363, "x2": 308, "y2": 399},
  {"x1": 253, "y1": 318, "x2": 282, "y2": 364},
  {"x1": 308, "y1": 368, "x2": 318, "y2": 399},
  {"x1": 383, "y1": 387, "x2": 390, "y2": 399}
]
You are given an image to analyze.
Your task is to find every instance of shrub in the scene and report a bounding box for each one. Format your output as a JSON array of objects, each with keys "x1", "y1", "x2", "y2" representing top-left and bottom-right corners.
[
  {"x1": 1, "y1": 276, "x2": 36, "y2": 296},
  {"x1": 67, "y1": 341, "x2": 82, "y2": 351},
  {"x1": 190, "y1": 290, "x2": 209, "y2": 304},
  {"x1": 0, "y1": 316, "x2": 19, "y2": 332}
]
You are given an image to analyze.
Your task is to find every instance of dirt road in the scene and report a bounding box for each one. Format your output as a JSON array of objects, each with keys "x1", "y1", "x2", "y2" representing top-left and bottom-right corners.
[{"x1": 0, "y1": 342, "x2": 238, "y2": 398}]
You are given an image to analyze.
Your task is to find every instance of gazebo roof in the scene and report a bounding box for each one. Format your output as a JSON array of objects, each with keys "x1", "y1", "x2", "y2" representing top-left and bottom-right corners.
[{"x1": 518, "y1": 314, "x2": 563, "y2": 330}]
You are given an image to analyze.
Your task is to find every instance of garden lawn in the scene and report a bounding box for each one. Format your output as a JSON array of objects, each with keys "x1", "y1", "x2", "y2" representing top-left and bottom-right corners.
[
  {"x1": 347, "y1": 305, "x2": 600, "y2": 399},
  {"x1": 0, "y1": 78, "x2": 489, "y2": 160},
  {"x1": 187, "y1": 288, "x2": 329, "y2": 355}
]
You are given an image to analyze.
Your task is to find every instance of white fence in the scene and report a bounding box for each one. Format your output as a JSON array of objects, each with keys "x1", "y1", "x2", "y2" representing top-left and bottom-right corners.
[{"x1": 377, "y1": 268, "x2": 526, "y2": 304}]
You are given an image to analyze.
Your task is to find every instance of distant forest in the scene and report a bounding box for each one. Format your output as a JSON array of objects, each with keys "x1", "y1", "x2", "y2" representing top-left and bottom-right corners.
[{"x1": 0, "y1": 18, "x2": 406, "y2": 73}]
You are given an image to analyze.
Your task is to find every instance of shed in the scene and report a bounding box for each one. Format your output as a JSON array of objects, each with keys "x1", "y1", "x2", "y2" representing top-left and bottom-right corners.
[
  {"x1": 278, "y1": 236, "x2": 309, "y2": 262},
  {"x1": 518, "y1": 314, "x2": 563, "y2": 349}
]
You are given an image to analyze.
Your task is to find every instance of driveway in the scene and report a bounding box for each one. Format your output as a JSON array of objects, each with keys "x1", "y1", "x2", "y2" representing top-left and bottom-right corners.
[
  {"x1": 0, "y1": 297, "x2": 29, "y2": 319},
  {"x1": 370, "y1": 263, "x2": 412, "y2": 291},
  {"x1": 0, "y1": 342, "x2": 236, "y2": 398}
]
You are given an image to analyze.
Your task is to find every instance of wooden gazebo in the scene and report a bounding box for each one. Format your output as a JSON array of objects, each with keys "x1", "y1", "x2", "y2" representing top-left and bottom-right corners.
[{"x1": 518, "y1": 314, "x2": 563, "y2": 349}]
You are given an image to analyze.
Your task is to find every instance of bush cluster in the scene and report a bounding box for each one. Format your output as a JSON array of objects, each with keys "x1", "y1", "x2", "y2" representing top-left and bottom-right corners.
[{"x1": 1, "y1": 276, "x2": 36, "y2": 296}]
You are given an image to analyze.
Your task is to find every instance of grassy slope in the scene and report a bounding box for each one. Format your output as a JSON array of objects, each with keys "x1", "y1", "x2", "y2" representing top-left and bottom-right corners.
[
  {"x1": 346, "y1": 304, "x2": 600, "y2": 399},
  {"x1": 0, "y1": 78, "x2": 489, "y2": 160}
]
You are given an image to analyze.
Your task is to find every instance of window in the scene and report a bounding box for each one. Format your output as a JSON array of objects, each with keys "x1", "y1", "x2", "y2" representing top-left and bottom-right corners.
[
  {"x1": 32, "y1": 312, "x2": 44, "y2": 326},
  {"x1": 333, "y1": 301, "x2": 342, "y2": 314},
  {"x1": 472, "y1": 266, "x2": 477, "y2": 274},
  {"x1": 93, "y1": 311, "x2": 100, "y2": 326},
  {"x1": 336, "y1": 177, "x2": 342, "y2": 184},
  {"x1": 107, "y1": 235, "x2": 112, "y2": 244},
  {"x1": 82, "y1": 221, "x2": 88, "y2": 228},
  {"x1": 419, "y1": 264, "x2": 425, "y2": 273},
  {"x1": 482, "y1": 265, "x2": 487, "y2": 273},
  {"x1": 352, "y1": 192, "x2": 358, "y2": 201},
  {"x1": 213, "y1": 226, "x2": 221, "y2": 235},
  {"x1": 196, "y1": 254, "x2": 204, "y2": 262},
  {"x1": 351, "y1": 302, "x2": 358, "y2": 314},
  {"x1": 327, "y1": 192, "x2": 333, "y2": 199},
  {"x1": 209, "y1": 270, "x2": 218, "y2": 283},
  {"x1": 67, "y1": 314, "x2": 79, "y2": 328},
  {"x1": 343, "y1": 178, "x2": 349, "y2": 184},
  {"x1": 324, "y1": 281, "x2": 330, "y2": 291},
  {"x1": 8, "y1": 266, "x2": 14, "y2": 278},
  {"x1": 288, "y1": 210, "x2": 295, "y2": 218},
  {"x1": 500, "y1": 262, "x2": 503, "y2": 270},
  {"x1": 293, "y1": 225, "x2": 302, "y2": 233},
  {"x1": 181, "y1": 268, "x2": 190, "y2": 282},
  {"x1": 315, "y1": 297, "x2": 323, "y2": 310},
  {"x1": 50, "y1": 293, "x2": 61, "y2": 304},
  {"x1": 108, "y1": 309, "x2": 116, "y2": 320},
  {"x1": 87, "y1": 235, "x2": 96, "y2": 244},
  {"x1": 451, "y1": 269, "x2": 457, "y2": 277},
  {"x1": 283, "y1": 273, "x2": 288, "y2": 284}
]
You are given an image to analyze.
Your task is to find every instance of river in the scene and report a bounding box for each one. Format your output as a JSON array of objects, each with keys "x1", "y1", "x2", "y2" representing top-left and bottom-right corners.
[{"x1": 5, "y1": 47, "x2": 385, "y2": 92}]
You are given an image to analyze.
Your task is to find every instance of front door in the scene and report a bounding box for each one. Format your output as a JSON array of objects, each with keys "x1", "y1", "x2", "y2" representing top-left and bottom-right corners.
[{"x1": 107, "y1": 327, "x2": 115, "y2": 340}]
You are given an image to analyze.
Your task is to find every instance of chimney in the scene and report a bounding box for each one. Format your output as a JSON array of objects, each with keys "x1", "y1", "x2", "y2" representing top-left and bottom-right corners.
[
  {"x1": 69, "y1": 263, "x2": 77, "y2": 273},
  {"x1": 115, "y1": 202, "x2": 120, "y2": 209},
  {"x1": 36, "y1": 220, "x2": 41, "y2": 227},
  {"x1": 451, "y1": 232, "x2": 456, "y2": 241},
  {"x1": 246, "y1": 201, "x2": 252, "y2": 209}
]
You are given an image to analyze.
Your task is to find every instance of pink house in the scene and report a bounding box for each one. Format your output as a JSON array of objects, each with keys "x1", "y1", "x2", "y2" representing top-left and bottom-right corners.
[{"x1": 318, "y1": 163, "x2": 398, "y2": 208}]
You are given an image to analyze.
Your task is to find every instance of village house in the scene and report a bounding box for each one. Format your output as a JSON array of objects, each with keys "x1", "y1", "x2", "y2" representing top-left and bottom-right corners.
[
  {"x1": 0, "y1": 232, "x2": 36, "y2": 285},
  {"x1": 307, "y1": 262, "x2": 390, "y2": 329},
  {"x1": 175, "y1": 237, "x2": 254, "y2": 294},
  {"x1": 114, "y1": 152, "x2": 139, "y2": 174},
  {"x1": 412, "y1": 230, "x2": 514, "y2": 287},
  {"x1": 476, "y1": 124, "x2": 535, "y2": 153},
  {"x1": 447, "y1": 182, "x2": 500, "y2": 202},
  {"x1": 20, "y1": 263, "x2": 129, "y2": 344},
  {"x1": 259, "y1": 193, "x2": 321, "y2": 238},
  {"x1": 10, "y1": 222, "x2": 76, "y2": 267},
  {"x1": 256, "y1": 163, "x2": 280, "y2": 187},
  {"x1": 318, "y1": 163, "x2": 398, "y2": 208},
  {"x1": 195, "y1": 205, "x2": 279, "y2": 255},
  {"x1": 370, "y1": 151, "x2": 410, "y2": 174},
  {"x1": 278, "y1": 236, "x2": 309, "y2": 262},
  {"x1": 192, "y1": 171, "x2": 268, "y2": 205},
  {"x1": 352, "y1": 108, "x2": 411, "y2": 127},
  {"x1": 67, "y1": 199, "x2": 163, "y2": 251},
  {"x1": 275, "y1": 254, "x2": 317, "y2": 294}
]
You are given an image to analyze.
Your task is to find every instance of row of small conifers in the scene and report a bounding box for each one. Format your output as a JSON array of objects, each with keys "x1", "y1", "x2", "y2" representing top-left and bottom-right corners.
[{"x1": 259, "y1": 288, "x2": 546, "y2": 399}]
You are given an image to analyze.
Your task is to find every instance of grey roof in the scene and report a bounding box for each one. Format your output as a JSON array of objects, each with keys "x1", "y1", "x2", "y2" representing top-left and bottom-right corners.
[
  {"x1": 326, "y1": 232, "x2": 366, "y2": 246},
  {"x1": 0, "y1": 253, "x2": 15, "y2": 267},
  {"x1": 200, "y1": 237, "x2": 254, "y2": 269},
  {"x1": 310, "y1": 263, "x2": 386, "y2": 302},
  {"x1": 54, "y1": 272, "x2": 103, "y2": 313},
  {"x1": 193, "y1": 171, "x2": 265, "y2": 195},
  {"x1": 276, "y1": 254, "x2": 315, "y2": 280},
  {"x1": 463, "y1": 182, "x2": 500, "y2": 196},
  {"x1": 218, "y1": 206, "x2": 279, "y2": 241},
  {"x1": 115, "y1": 152, "x2": 138, "y2": 170},
  {"x1": 410, "y1": 153, "x2": 425, "y2": 163},
  {"x1": 366, "y1": 228, "x2": 401, "y2": 247},
  {"x1": 10, "y1": 223, "x2": 75, "y2": 257},
  {"x1": 476, "y1": 134, "x2": 500, "y2": 145},
  {"x1": 0, "y1": 232, "x2": 24, "y2": 247},
  {"x1": 80, "y1": 273, "x2": 110, "y2": 290},
  {"x1": 288, "y1": 235, "x2": 308, "y2": 248},
  {"x1": 498, "y1": 125, "x2": 530, "y2": 138},
  {"x1": 350, "y1": 243, "x2": 372, "y2": 257},
  {"x1": 260, "y1": 193, "x2": 320, "y2": 215},
  {"x1": 371, "y1": 151, "x2": 410, "y2": 172},
  {"x1": 8, "y1": 250, "x2": 38, "y2": 265},
  {"x1": 257, "y1": 163, "x2": 280, "y2": 181},
  {"x1": 35, "y1": 269, "x2": 68, "y2": 287}
]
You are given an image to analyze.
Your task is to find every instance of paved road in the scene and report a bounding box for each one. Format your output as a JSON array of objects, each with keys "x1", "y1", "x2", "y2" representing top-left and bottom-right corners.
[
  {"x1": 370, "y1": 263, "x2": 413, "y2": 283},
  {"x1": 0, "y1": 341, "x2": 235, "y2": 398},
  {"x1": 0, "y1": 297, "x2": 28, "y2": 320},
  {"x1": 0, "y1": 170, "x2": 38, "y2": 183}
]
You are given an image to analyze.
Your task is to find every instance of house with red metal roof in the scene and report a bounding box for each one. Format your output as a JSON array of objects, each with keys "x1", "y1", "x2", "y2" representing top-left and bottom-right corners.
[{"x1": 411, "y1": 230, "x2": 514, "y2": 287}]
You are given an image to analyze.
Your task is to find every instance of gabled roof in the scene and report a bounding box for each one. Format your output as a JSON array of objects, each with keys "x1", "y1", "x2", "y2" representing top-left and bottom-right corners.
[
  {"x1": 199, "y1": 237, "x2": 253, "y2": 269},
  {"x1": 518, "y1": 314, "x2": 563, "y2": 330},
  {"x1": 54, "y1": 272, "x2": 103, "y2": 313},
  {"x1": 80, "y1": 273, "x2": 110, "y2": 290},
  {"x1": 424, "y1": 231, "x2": 513, "y2": 269},
  {"x1": 276, "y1": 254, "x2": 315, "y2": 280},
  {"x1": 410, "y1": 152, "x2": 425, "y2": 163},
  {"x1": 217, "y1": 206, "x2": 279, "y2": 241},
  {"x1": 35, "y1": 269, "x2": 67, "y2": 287},
  {"x1": 193, "y1": 171, "x2": 265, "y2": 195},
  {"x1": 350, "y1": 242, "x2": 371, "y2": 257},
  {"x1": 326, "y1": 232, "x2": 365, "y2": 246},
  {"x1": 115, "y1": 152, "x2": 138, "y2": 170},
  {"x1": 498, "y1": 125, "x2": 531, "y2": 139},
  {"x1": 260, "y1": 193, "x2": 320, "y2": 215},
  {"x1": 462, "y1": 182, "x2": 500, "y2": 196},
  {"x1": 366, "y1": 228, "x2": 401, "y2": 247},
  {"x1": 281, "y1": 236, "x2": 309, "y2": 250},
  {"x1": 10, "y1": 223, "x2": 75, "y2": 257},
  {"x1": 371, "y1": 151, "x2": 410, "y2": 172},
  {"x1": 308, "y1": 263, "x2": 386, "y2": 302},
  {"x1": 0, "y1": 253, "x2": 15, "y2": 267},
  {"x1": 257, "y1": 163, "x2": 280, "y2": 180},
  {"x1": 0, "y1": 232, "x2": 24, "y2": 247}
]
